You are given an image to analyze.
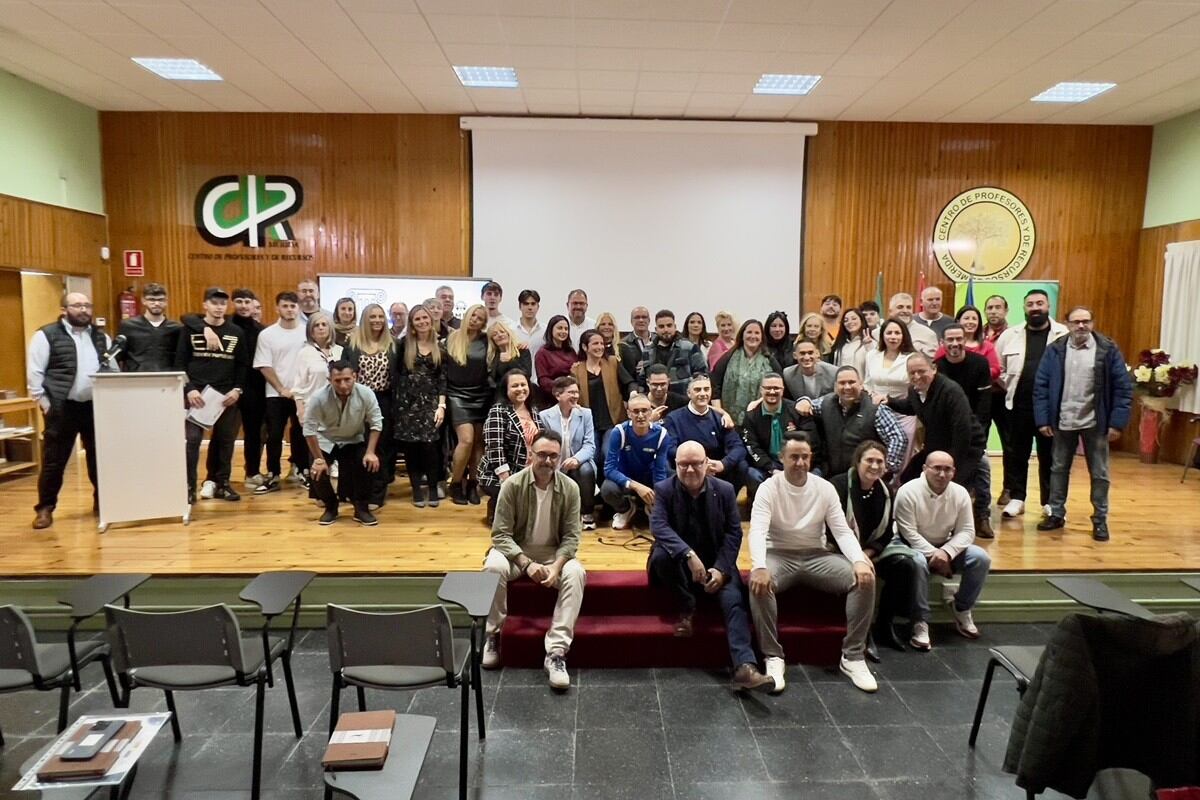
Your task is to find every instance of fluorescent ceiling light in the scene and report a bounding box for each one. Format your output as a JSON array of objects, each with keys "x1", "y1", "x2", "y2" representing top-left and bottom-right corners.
[
  {"x1": 454, "y1": 66, "x2": 519, "y2": 88},
  {"x1": 1031, "y1": 82, "x2": 1115, "y2": 103},
  {"x1": 132, "y1": 57, "x2": 222, "y2": 81},
  {"x1": 754, "y1": 74, "x2": 822, "y2": 96}
]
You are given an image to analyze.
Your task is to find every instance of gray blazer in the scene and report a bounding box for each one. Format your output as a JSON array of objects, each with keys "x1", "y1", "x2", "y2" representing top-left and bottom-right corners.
[{"x1": 783, "y1": 361, "x2": 838, "y2": 401}]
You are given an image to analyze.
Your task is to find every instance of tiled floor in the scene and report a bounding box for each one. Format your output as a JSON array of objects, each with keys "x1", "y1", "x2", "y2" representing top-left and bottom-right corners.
[{"x1": 0, "y1": 624, "x2": 1135, "y2": 799}]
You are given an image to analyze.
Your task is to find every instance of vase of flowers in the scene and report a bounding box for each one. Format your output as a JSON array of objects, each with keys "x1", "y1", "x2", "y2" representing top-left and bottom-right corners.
[{"x1": 1131, "y1": 349, "x2": 1198, "y2": 463}]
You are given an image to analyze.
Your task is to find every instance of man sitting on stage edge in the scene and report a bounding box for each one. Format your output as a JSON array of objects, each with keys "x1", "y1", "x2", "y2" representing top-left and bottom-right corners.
[
  {"x1": 481, "y1": 430, "x2": 587, "y2": 691},
  {"x1": 894, "y1": 451, "x2": 991, "y2": 650},
  {"x1": 649, "y1": 441, "x2": 775, "y2": 692},
  {"x1": 748, "y1": 432, "x2": 878, "y2": 694},
  {"x1": 302, "y1": 360, "x2": 382, "y2": 527}
]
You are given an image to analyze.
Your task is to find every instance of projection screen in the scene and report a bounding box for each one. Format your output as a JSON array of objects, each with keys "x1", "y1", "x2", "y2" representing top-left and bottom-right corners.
[{"x1": 464, "y1": 117, "x2": 815, "y2": 329}]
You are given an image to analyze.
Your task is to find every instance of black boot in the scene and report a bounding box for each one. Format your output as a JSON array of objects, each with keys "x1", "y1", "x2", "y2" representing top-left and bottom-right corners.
[
  {"x1": 466, "y1": 478, "x2": 481, "y2": 505},
  {"x1": 485, "y1": 494, "x2": 497, "y2": 526},
  {"x1": 411, "y1": 486, "x2": 427, "y2": 508},
  {"x1": 450, "y1": 480, "x2": 468, "y2": 505},
  {"x1": 426, "y1": 480, "x2": 440, "y2": 508},
  {"x1": 874, "y1": 618, "x2": 907, "y2": 652}
]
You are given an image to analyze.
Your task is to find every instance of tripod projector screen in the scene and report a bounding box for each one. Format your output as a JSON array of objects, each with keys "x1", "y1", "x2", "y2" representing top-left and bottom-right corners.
[{"x1": 464, "y1": 117, "x2": 814, "y2": 328}]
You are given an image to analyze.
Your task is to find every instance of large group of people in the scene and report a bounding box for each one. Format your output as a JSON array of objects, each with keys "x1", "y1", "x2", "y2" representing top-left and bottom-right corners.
[{"x1": 26, "y1": 278, "x2": 1135, "y2": 689}]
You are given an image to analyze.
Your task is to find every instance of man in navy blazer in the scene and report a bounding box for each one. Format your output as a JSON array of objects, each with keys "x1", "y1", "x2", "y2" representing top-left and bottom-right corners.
[
  {"x1": 648, "y1": 440, "x2": 774, "y2": 692},
  {"x1": 537, "y1": 375, "x2": 598, "y2": 529}
]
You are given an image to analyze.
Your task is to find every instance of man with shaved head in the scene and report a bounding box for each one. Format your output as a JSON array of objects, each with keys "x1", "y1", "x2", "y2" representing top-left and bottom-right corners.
[
  {"x1": 888, "y1": 292, "x2": 937, "y2": 358},
  {"x1": 649, "y1": 440, "x2": 774, "y2": 692},
  {"x1": 27, "y1": 291, "x2": 116, "y2": 529},
  {"x1": 894, "y1": 451, "x2": 992, "y2": 650}
]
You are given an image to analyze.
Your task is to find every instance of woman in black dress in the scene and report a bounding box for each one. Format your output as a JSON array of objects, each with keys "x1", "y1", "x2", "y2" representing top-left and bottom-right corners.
[
  {"x1": 394, "y1": 305, "x2": 446, "y2": 508},
  {"x1": 445, "y1": 304, "x2": 490, "y2": 505},
  {"x1": 487, "y1": 321, "x2": 532, "y2": 388},
  {"x1": 828, "y1": 439, "x2": 922, "y2": 659}
]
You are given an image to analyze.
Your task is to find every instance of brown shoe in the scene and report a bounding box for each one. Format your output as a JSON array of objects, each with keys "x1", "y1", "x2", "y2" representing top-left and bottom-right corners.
[
  {"x1": 975, "y1": 514, "x2": 995, "y2": 539},
  {"x1": 997, "y1": 489, "x2": 1011, "y2": 507},
  {"x1": 673, "y1": 612, "x2": 694, "y2": 638},
  {"x1": 731, "y1": 663, "x2": 776, "y2": 693},
  {"x1": 33, "y1": 508, "x2": 53, "y2": 530}
]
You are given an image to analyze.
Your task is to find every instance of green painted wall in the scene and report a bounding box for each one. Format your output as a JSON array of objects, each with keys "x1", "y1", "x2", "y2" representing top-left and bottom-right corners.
[
  {"x1": 1144, "y1": 107, "x2": 1200, "y2": 228},
  {"x1": 0, "y1": 70, "x2": 103, "y2": 214}
]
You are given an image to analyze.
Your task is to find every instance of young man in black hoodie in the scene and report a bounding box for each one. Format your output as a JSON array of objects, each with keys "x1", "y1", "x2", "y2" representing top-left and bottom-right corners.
[
  {"x1": 229, "y1": 288, "x2": 267, "y2": 488},
  {"x1": 176, "y1": 287, "x2": 250, "y2": 504}
]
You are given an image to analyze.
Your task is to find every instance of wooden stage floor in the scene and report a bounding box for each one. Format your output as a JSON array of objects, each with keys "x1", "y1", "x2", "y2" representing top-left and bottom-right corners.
[{"x1": 1, "y1": 453, "x2": 1198, "y2": 577}]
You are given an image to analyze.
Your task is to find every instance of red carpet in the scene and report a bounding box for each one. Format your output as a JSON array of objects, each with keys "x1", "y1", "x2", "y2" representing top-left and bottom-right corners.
[{"x1": 499, "y1": 570, "x2": 847, "y2": 668}]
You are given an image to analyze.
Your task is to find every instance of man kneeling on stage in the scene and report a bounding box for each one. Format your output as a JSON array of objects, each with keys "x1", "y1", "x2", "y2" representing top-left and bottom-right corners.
[
  {"x1": 481, "y1": 430, "x2": 587, "y2": 691},
  {"x1": 649, "y1": 441, "x2": 775, "y2": 692},
  {"x1": 302, "y1": 360, "x2": 381, "y2": 527}
]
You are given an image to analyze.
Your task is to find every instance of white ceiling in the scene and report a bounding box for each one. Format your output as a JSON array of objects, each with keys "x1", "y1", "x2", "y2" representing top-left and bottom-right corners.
[{"x1": 3, "y1": 0, "x2": 1200, "y2": 123}]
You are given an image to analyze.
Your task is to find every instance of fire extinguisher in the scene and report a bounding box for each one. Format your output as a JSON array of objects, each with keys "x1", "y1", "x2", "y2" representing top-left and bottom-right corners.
[{"x1": 118, "y1": 287, "x2": 139, "y2": 320}]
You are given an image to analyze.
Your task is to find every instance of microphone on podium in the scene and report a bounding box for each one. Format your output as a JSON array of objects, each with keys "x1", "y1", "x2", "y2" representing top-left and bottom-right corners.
[{"x1": 102, "y1": 334, "x2": 128, "y2": 362}]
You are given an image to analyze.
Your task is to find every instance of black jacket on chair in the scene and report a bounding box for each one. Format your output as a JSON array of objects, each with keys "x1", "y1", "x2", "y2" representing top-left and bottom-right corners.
[{"x1": 1003, "y1": 612, "x2": 1200, "y2": 798}]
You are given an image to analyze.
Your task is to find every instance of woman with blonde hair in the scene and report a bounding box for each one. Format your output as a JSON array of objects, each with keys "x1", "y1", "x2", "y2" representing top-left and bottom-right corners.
[
  {"x1": 707, "y1": 310, "x2": 737, "y2": 371},
  {"x1": 795, "y1": 312, "x2": 832, "y2": 358},
  {"x1": 332, "y1": 297, "x2": 357, "y2": 348},
  {"x1": 343, "y1": 303, "x2": 399, "y2": 508},
  {"x1": 394, "y1": 304, "x2": 446, "y2": 508},
  {"x1": 291, "y1": 311, "x2": 342, "y2": 423},
  {"x1": 595, "y1": 311, "x2": 620, "y2": 357},
  {"x1": 444, "y1": 304, "x2": 490, "y2": 504},
  {"x1": 487, "y1": 320, "x2": 532, "y2": 387}
]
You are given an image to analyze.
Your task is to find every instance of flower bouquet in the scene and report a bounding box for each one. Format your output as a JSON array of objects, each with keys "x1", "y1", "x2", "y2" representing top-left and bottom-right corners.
[{"x1": 1131, "y1": 349, "x2": 1198, "y2": 461}]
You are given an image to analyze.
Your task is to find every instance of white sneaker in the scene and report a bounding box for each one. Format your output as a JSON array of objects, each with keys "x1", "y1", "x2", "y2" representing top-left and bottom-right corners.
[
  {"x1": 612, "y1": 509, "x2": 633, "y2": 530},
  {"x1": 330, "y1": 461, "x2": 339, "y2": 479},
  {"x1": 839, "y1": 657, "x2": 878, "y2": 693},
  {"x1": 1042, "y1": 504, "x2": 1052, "y2": 517},
  {"x1": 764, "y1": 656, "x2": 786, "y2": 694},
  {"x1": 545, "y1": 652, "x2": 570, "y2": 690},
  {"x1": 244, "y1": 473, "x2": 265, "y2": 489},
  {"x1": 1002, "y1": 499, "x2": 1025, "y2": 518},
  {"x1": 286, "y1": 466, "x2": 305, "y2": 484},
  {"x1": 199, "y1": 480, "x2": 216, "y2": 500},
  {"x1": 481, "y1": 634, "x2": 500, "y2": 669},
  {"x1": 952, "y1": 606, "x2": 980, "y2": 639},
  {"x1": 581, "y1": 514, "x2": 596, "y2": 531},
  {"x1": 910, "y1": 621, "x2": 932, "y2": 651}
]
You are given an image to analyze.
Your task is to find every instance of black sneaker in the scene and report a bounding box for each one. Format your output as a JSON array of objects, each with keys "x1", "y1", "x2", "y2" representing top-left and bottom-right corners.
[
  {"x1": 1092, "y1": 521, "x2": 1110, "y2": 542},
  {"x1": 1036, "y1": 515, "x2": 1065, "y2": 531},
  {"x1": 254, "y1": 476, "x2": 280, "y2": 495},
  {"x1": 319, "y1": 507, "x2": 338, "y2": 525},
  {"x1": 215, "y1": 483, "x2": 241, "y2": 502},
  {"x1": 354, "y1": 506, "x2": 378, "y2": 526}
]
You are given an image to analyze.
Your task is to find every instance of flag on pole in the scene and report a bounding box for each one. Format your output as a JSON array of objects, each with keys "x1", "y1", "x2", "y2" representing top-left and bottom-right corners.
[
  {"x1": 965, "y1": 276, "x2": 976, "y2": 308},
  {"x1": 916, "y1": 271, "x2": 927, "y2": 313},
  {"x1": 874, "y1": 271, "x2": 884, "y2": 311}
]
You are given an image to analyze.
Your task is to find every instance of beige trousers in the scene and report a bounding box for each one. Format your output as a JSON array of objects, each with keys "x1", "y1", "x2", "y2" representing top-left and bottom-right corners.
[{"x1": 483, "y1": 548, "x2": 587, "y2": 656}]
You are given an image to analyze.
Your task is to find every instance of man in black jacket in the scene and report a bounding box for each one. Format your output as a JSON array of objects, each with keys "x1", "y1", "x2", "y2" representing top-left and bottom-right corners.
[
  {"x1": 176, "y1": 287, "x2": 250, "y2": 504},
  {"x1": 935, "y1": 324, "x2": 995, "y2": 537},
  {"x1": 117, "y1": 283, "x2": 182, "y2": 373},
  {"x1": 741, "y1": 373, "x2": 823, "y2": 502},
  {"x1": 230, "y1": 289, "x2": 267, "y2": 488},
  {"x1": 891, "y1": 354, "x2": 986, "y2": 489},
  {"x1": 648, "y1": 441, "x2": 774, "y2": 693}
]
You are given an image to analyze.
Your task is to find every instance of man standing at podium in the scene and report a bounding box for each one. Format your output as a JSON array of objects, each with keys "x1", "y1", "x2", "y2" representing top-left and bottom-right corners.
[
  {"x1": 117, "y1": 283, "x2": 182, "y2": 373},
  {"x1": 177, "y1": 287, "x2": 250, "y2": 505},
  {"x1": 27, "y1": 291, "x2": 115, "y2": 529}
]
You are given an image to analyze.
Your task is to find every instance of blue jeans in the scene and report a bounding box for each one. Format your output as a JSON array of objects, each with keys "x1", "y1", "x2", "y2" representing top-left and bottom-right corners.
[
  {"x1": 648, "y1": 546, "x2": 757, "y2": 667},
  {"x1": 1048, "y1": 427, "x2": 1110, "y2": 523},
  {"x1": 913, "y1": 545, "x2": 991, "y2": 621},
  {"x1": 971, "y1": 456, "x2": 992, "y2": 517}
]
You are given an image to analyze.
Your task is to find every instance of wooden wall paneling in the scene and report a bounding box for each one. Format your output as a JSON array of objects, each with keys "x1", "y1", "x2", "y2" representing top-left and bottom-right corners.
[
  {"x1": 100, "y1": 113, "x2": 470, "y2": 324},
  {"x1": 803, "y1": 122, "x2": 1152, "y2": 353},
  {"x1": 0, "y1": 269, "x2": 25, "y2": 394}
]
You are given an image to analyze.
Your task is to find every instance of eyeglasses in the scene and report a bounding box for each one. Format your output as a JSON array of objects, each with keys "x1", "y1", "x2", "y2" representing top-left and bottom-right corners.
[
  {"x1": 926, "y1": 465, "x2": 955, "y2": 473},
  {"x1": 629, "y1": 408, "x2": 651, "y2": 415},
  {"x1": 677, "y1": 461, "x2": 707, "y2": 472},
  {"x1": 66, "y1": 303, "x2": 93, "y2": 310},
  {"x1": 531, "y1": 452, "x2": 560, "y2": 462},
  {"x1": 1068, "y1": 319, "x2": 1093, "y2": 326}
]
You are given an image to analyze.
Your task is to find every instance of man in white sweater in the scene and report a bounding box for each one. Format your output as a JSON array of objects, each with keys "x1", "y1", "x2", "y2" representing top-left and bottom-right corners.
[
  {"x1": 748, "y1": 432, "x2": 878, "y2": 694},
  {"x1": 894, "y1": 450, "x2": 992, "y2": 650}
]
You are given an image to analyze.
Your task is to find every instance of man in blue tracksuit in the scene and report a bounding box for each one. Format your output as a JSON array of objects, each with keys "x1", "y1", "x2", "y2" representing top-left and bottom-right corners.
[
  {"x1": 1032, "y1": 307, "x2": 1132, "y2": 541},
  {"x1": 601, "y1": 393, "x2": 671, "y2": 530}
]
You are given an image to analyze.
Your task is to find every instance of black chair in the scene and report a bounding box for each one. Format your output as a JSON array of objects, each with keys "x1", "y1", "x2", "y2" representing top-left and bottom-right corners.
[
  {"x1": 0, "y1": 605, "x2": 120, "y2": 745},
  {"x1": 968, "y1": 645, "x2": 1045, "y2": 748},
  {"x1": 57, "y1": 573, "x2": 150, "y2": 696},
  {"x1": 239, "y1": 570, "x2": 315, "y2": 738},
  {"x1": 104, "y1": 604, "x2": 269, "y2": 800},
  {"x1": 326, "y1": 604, "x2": 481, "y2": 800}
]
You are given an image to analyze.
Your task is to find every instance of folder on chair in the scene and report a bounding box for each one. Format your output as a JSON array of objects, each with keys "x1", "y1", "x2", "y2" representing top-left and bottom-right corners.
[
  {"x1": 322, "y1": 710, "x2": 396, "y2": 770},
  {"x1": 37, "y1": 721, "x2": 143, "y2": 781}
]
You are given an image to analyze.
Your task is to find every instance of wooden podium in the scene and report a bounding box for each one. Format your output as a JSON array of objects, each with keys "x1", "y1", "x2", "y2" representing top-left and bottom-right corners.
[{"x1": 92, "y1": 372, "x2": 190, "y2": 532}]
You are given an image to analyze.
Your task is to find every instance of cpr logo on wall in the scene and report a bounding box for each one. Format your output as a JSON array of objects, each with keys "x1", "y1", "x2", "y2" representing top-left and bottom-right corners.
[
  {"x1": 931, "y1": 187, "x2": 1035, "y2": 282},
  {"x1": 194, "y1": 174, "x2": 304, "y2": 248}
]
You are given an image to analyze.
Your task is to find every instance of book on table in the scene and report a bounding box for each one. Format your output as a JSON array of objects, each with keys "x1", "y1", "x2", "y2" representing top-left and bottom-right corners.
[
  {"x1": 37, "y1": 721, "x2": 143, "y2": 781},
  {"x1": 322, "y1": 710, "x2": 396, "y2": 771}
]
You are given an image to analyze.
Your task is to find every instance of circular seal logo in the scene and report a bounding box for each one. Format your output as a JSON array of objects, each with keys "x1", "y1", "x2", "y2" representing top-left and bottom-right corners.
[{"x1": 932, "y1": 187, "x2": 1035, "y2": 282}]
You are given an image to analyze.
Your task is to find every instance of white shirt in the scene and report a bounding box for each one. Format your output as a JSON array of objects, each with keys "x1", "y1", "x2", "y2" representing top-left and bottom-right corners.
[
  {"x1": 27, "y1": 319, "x2": 113, "y2": 408},
  {"x1": 568, "y1": 316, "x2": 596, "y2": 350},
  {"x1": 291, "y1": 342, "x2": 343, "y2": 416},
  {"x1": 514, "y1": 318, "x2": 545, "y2": 382},
  {"x1": 253, "y1": 322, "x2": 307, "y2": 398},
  {"x1": 907, "y1": 321, "x2": 938, "y2": 358},
  {"x1": 894, "y1": 475, "x2": 975, "y2": 559},
  {"x1": 485, "y1": 312, "x2": 518, "y2": 332},
  {"x1": 863, "y1": 350, "x2": 912, "y2": 400},
  {"x1": 1059, "y1": 335, "x2": 1097, "y2": 431},
  {"x1": 749, "y1": 472, "x2": 866, "y2": 570},
  {"x1": 526, "y1": 484, "x2": 556, "y2": 561}
]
